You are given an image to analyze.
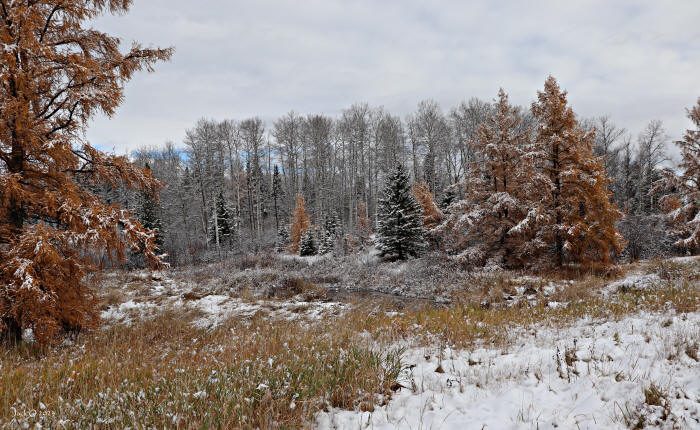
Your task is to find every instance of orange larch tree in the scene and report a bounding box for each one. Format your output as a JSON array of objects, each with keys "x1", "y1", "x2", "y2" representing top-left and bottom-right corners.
[
  {"x1": 412, "y1": 181, "x2": 444, "y2": 250},
  {"x1": 356, "y1": 200, "x2": 372, "y2": 246},
  {"x1": 0, "y1": 1, "x2": 172, "y2": 344},
  {"x1": 440, "y1": 88, "x2": 544, "y2": 267},
  {"x1": 530, "y1": 76, "x2": 623, "y2": 267},
  {"x1": 658, "y1": 98, "x2": 700, "y2": 254},
  {"x1": 289, "y1": 194, "x2": 310, "y2": 253},
  {"x1": 412, "y1": 182, "x2": 443, "y2": 230}
]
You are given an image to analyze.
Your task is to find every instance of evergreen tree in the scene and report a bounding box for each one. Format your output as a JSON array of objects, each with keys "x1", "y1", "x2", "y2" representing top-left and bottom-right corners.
[
  {"x1": 658, "y1": 98, "x2": 700, "y2": 254},
  {"x1": 319, "y1": 213, "x2": 340, "y2": 255},
  {"x1": 210, "y1": 190, "x2": 232, "y2": 247},
  {"x1": 299, "y1": 229, "x2": 318, "y2": 256},
  {"x1": 376, "y1": 164, "x2": 426, "y2": 260},
  {"x1": 139, "y1": 163, "x2": 165, "y2": 251},
  {"x1": 276, "y1": 226, "x2": 290, "y2": 253},
  {"x1": 439, "y1": 186, "x2": 459, "y2": 213}
]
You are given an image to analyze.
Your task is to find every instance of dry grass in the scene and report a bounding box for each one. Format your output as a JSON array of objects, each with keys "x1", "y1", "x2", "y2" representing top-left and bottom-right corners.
[
  {"x1": 348, "y1": 283, "x2": 699, "y2": 349},
  {"x1": 0, "y1": 313, "x2": 402, "y2": 429},
  {"x1": 1, "y1": 258, "x2": 698, "y2": 428},
  {"x1": 271, "y1": 277, "x2": 328, "y2": 301}
]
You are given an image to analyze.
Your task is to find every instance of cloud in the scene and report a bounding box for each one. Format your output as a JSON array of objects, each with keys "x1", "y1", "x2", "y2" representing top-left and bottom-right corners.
[{"x1": 87, "y1": 0, "x2": 700, "y2": 159}]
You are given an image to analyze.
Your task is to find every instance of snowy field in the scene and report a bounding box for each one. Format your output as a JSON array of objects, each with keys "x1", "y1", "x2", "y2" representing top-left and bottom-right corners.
[
  {"x1": 318, "y1": 311, "x2": 700, "y2": 429},
  {"x1": 3, "y1": 255, "x2": 698, "y2": 429},
  {"x1": 93, "y1": 255, "x2": 700, "y2": 429}
]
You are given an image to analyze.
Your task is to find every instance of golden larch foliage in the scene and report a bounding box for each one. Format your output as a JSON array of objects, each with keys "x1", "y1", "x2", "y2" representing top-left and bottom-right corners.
[
  {"x1": 412, "y1": 182, "x2": 443, "y2": 229},
  {"x1": 289, "y1": 194, "x2": 310, "y2": 253},
  {"x1": 0, "y1": 1, "x2": 172, "y2": 344},
  {"x1": 356, "y1": 200, "x2": 372, "y2": 245},
  {"x1": 531, "y1": 76, "x2": 624, "y2": 267},
  {"x1": 439, "y1": 88, "x2": 543, "y2": 267}
]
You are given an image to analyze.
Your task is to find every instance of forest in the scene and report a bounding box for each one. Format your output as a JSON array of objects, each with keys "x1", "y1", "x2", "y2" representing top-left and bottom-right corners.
[
  {"x1": 1, "y1": 1, "x2": 699, "y2": 429},
  {"x1": 126, "y1": 82, "x2": 698, "y2": 267}
]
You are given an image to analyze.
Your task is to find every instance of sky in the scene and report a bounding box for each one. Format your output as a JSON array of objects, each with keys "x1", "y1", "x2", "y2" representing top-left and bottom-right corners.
[{"x1": 88, "y1": 0, "x2": 700, "y2": 161}]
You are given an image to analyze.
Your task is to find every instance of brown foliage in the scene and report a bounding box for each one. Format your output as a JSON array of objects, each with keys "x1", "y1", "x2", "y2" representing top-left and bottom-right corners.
[
  {"x1": 289, "y1": 194, "x2": 310, "y2": 253},
  {"x1": 0, "y1": 1, "x2": 172, "y2": 344},
  {"x1": 439, "y1": 89, "x2": 542, "y2": 267},
  {"x1": 530, "y1": 76, "x2": 624, "y2": 267},
  {"x1": 412, "y1": 182, "x2": 443, "y2": 229},
  {"x1": 357, "y1": 200, "x2": 372, "y2": 245}
]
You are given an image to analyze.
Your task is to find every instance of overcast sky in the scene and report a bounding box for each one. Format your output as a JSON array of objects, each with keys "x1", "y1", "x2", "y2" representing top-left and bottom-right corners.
[{"x1": 88, "y1": 0, "x2": 700, "y2": 160}]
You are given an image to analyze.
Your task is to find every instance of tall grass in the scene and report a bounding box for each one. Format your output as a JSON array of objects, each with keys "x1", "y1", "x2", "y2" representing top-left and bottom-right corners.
[{"x1": 1, "y1": 261, "x2": 698, "y2": 429}]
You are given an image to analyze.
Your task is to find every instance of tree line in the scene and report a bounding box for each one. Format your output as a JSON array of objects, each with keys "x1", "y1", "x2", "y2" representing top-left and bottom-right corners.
[{"x1": 129, "y1": 79, "x2": 699, "y2": 266}]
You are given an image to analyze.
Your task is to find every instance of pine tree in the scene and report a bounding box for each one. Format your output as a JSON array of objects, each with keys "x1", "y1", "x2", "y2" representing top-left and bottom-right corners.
[
  {"x1": 376, "y1": 164, "x2": 426, "y2": 260},
  {"x1": 289, "y1": 194, "x2": 310, "y2": 253},
  {"x1": 0, "y1": 1, "x2": 171, "y2": 344},
  {"x1": 658, "y1": 98, "x2": 700, "y2": 254},
  {"x1": 139, "y1": 163, "x2": 164, "y2": 251},
  {"x1": 531, "y1": 76, "x2": 623, "y2": 267},
  {"x1": 299, "y1": 229, "x2": 318, "y2": 256},
  {"x1": 319, "y1": 213, "x2": 340, "y2": 255}
]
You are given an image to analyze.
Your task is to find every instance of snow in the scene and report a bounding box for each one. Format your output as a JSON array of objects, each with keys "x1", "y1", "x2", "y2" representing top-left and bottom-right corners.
[
  {"x1": 669, "y1": 255, "x2": 700, "y2": 264},
  {"x1": 317, "y1": 311, "x2": 700, "y2": 429},
  {"x1": 602, "y1": 273, "x2": 661, "y2": 297},
  {"x1": 101, "y1": 299, "x2": 160, "y2": 323},
  {"x1": 100, "y1": 273, "x2": 346, "y2": 328}
]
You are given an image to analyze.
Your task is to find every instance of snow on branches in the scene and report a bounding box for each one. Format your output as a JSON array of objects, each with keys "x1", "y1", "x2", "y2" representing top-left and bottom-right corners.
[
  {"x1": 0, "y1": 1, "x2": 171, "y2": 344},
  {"x1": 376, "y1": 164, "x2": 426, "y2": 261},
  {"x1": 658, "y1": 98, "x2": 700, "y2": 253}
]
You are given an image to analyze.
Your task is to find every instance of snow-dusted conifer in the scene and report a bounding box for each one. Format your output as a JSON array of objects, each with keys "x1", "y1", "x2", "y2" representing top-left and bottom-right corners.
[
  {"x1": 319, "y1": 214, "x2": 339, "y2": 255},
  {"x1": 658, "y1": 98, "x2": 700, "y2": 254},
  {"x1": 299, "y1": 229, "x2": 318, "y2": 256},
  {"x1": 290, "y1": 194, "x2": 310, "y2": 253},
  {"x1": 210, "y1": 190, "x2": 232, "y2": 247},
  {"x1": 0, "y1": 1, "x2": 170, "y2": 344},
  {"x1": 531, "y1": 76, "x2": 623, "y2": 266},
  {"x1": 139, "y1": 163, "x2": 165, "y2": 251},
  {"x1": 439, "y1": 88, "x2": 542, "y2": 267},
  {"x1": 376, "y1": 164, "x2": 426, "y2": 260},
  {"x1": 276, "y1": 226, "x2": 290, "y2": 253}
]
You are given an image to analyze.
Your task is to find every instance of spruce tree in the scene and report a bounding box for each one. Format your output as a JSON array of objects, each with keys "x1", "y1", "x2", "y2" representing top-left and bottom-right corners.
[
  {"x1": 376, "y1": 164, "x2": 426, "y2": 260},
  {"x1": 139, "y1": 163, "x2": 165, "y2": 251},
  {"x1": 319, "y1": 213, "x2": 339, "y2": 255},
  {"x1": 299, "y1": 229, "x2": 318, "y2": 256},
  {"x1": 210, "y1": 190, "x2": 232, "y2": 247},
  {"x1": 276, "y1": 226, "x2": 290, "y2": 253}
]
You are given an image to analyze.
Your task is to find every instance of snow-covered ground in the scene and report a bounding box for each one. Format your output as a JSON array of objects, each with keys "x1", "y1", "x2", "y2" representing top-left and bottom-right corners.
[
  {"x1": 100, "y1": 271, "x2": 346, "y2": 328},
  {"x1": 94, "y1": 257, "x2": 699, "y2": 429},
  {"x1": 318, "y1": 311, "x2": 700, "y2": 430}
]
